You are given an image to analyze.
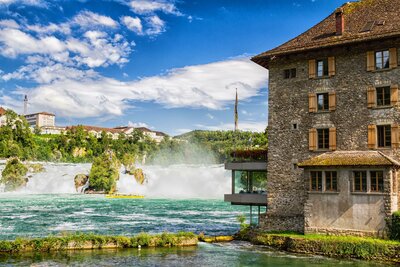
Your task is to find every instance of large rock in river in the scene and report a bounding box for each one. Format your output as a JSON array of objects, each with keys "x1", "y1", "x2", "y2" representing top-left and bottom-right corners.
[
  {"x1": 74, "y1": 174, "x2": 89, "y2": 192},
  {"x1": 0, "y1": 158, "x2": 28, "y2": 192},
  {"x1": 133, "y1": 168, "x2": 145, "y2": 185},
  {"x1": 88, "y1": 150, "x2": 120, "y2": 194}
]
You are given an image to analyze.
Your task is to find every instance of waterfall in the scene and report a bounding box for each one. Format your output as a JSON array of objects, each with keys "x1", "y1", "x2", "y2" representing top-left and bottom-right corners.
[{"x1": 0, "y1": 162, "x2": 231, "y2": 199}]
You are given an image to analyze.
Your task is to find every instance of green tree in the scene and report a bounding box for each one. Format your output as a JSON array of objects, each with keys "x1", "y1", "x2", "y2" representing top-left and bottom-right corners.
[
  {"x1": 89, "y1": 151, "x2": 120, "y2": 193},
  {"x1": 1, "y1": 158, "x2": 28, "y2": 191}
]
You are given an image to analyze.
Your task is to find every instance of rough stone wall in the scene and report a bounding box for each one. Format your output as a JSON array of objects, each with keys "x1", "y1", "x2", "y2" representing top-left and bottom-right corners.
[{"x1": 262, "y1": 38, "x2": 400, "y2": 233}]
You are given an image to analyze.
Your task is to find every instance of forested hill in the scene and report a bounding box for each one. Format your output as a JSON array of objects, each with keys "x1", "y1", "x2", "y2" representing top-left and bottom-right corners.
[{"x1": 174, "y1": 130, "x2": 268, "y2": 162}]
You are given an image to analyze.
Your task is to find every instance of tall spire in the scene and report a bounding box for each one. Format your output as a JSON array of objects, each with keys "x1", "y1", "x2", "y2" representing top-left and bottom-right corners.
[
  {"x1": 24, "y1": 95, "x2": 28, "y2": 115},
  {"x1": 234, "y1": 89, "x2": 238, "y2": 132}
]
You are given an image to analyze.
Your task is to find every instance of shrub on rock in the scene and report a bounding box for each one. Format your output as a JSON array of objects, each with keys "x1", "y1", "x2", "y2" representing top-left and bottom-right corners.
[
  {"x1": 89, "y1": 151, "x2": 120, "y2": 193},
  {"x1": 0, "y1": 158, "x2": 28, "y2": 191}
]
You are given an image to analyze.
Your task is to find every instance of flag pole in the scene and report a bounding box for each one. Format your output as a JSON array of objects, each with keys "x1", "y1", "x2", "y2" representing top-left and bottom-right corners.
[{"x1": 234, "y1": 88, "x2": 238, "y2": 132}]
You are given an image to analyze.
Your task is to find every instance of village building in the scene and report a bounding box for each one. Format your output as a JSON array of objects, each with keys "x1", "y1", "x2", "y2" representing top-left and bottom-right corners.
[
  {"x1": 66, "y1": 125, "x2": 123, "y2": 140},
  {"x1": 0, "y1": 107, "x2": 6, "y2": 126},
  {"x1": 24, "y1": 112, "x2": 55, "y2": 128},
  {"x1": 67, "y1": 125, "x2": 168, "y2": 142},
  {"x1": 251, "y1": 0, "x2": 400, "y2": 236}
]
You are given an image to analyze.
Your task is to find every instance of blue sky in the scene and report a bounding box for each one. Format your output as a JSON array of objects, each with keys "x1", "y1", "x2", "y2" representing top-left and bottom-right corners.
[{"x1": 0, "y1": 0, "x2": 349, "y2": 135}]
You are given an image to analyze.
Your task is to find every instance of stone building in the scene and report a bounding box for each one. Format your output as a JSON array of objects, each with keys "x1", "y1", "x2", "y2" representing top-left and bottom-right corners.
[{"x1": 252, "y1": 0, "x2": 400, "y2": 236}]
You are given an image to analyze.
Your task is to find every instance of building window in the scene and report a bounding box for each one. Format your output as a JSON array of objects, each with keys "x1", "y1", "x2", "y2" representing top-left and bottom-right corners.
[
  {"x1": 377, "y1": 125, "x2": 391, "y2": 148},
  {"x1": 353, "y1": 171, "x2": 367, "y2": 192},
  {"x1": 376, "y1": 86, "x2": 391, "y2": 106},
  {"x1": 316, "y1": 59, "x2": 329, "y2": 77},
  {"x1": 375, "y1": 50, "x2": 390, "y2": 70},
  {"x1": 317, "y1": 128, "x2": 329, "y2": 150},
  {"x1": 325, "y1": 171, "x2": 337, "y2": 191},
  {"x1": 284, "y1": 68, "x2": 297, "y2": 79},
  {"x1": 310, "y1": 171, "x2": 322, "y2": 191},
  {"x1": 370, "y1": 171, "x2": 384, "y2": 192},
  {"x1": 233, "y1": 170, "x2": 266, "y2": 194},
  {"x1": 292, "y1": 123, "x2": 298, "y2": 130},
  {"x1": 317, "y1": 93, "x2": 329, "y2": 111}
]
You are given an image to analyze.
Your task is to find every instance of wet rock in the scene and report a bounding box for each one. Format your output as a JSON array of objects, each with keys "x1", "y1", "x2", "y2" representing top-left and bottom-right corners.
[
  {"x1": 121, "y1": 153, "x2": 135, "y2": 174},
  {"x1": 133, "y1": 168, "x2": 145, "y2": 185},
  {"x1": 74, "y1": 174, "x2": 89, "y2": 192}
]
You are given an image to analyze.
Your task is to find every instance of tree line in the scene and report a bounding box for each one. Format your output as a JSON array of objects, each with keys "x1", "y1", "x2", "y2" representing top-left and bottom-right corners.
[{"x1": 0, "y1": 110, "x2": 268, "y2": 164}]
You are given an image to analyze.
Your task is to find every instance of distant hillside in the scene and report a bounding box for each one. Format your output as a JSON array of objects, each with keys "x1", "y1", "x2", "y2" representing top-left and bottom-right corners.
[{"x1": 174, "y1": 130, "x2": 268, "y2": 162}]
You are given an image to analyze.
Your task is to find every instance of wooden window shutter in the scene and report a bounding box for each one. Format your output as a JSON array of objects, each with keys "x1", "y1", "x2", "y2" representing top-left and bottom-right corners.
[
  {"x1": 309, "y1": 93, "x2": 317, "y2": 113},
  {"x1": 368, "y1": 124, "x2": 376, "y2": 149},
  {"x1": 329, "y1": 128, "x2": 337, "y2": 151},
  {"x1": 328, "y1": 57, "x2": 336, "y2": 76},
  {"x1": 309, "y1": 128, "x2": 317, "y2": 151},
  {"x1": 391, "y1": 84, "x2": 399, "y2": 106},
  {"x1": 367, "y1": 51, "x2": 375, "y2": 71},
  {"x1": 367, "y1": 86, "x2": 376, "y2": 108},
  {"x1": 308, "y1": 59, "x2": 316, "y2": 79},
  {"x1": 392, "y1": 124, "x2": 399, "y2": 149},
  {"x1": 329, "y1": 92, "x2": 336, "y2": 111},
  {"x1": 389, "y1": 48, "x2": 398, "y2": 69}
]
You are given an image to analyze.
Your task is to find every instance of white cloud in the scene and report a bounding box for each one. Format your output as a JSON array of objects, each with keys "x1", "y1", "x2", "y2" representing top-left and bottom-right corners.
[
  {"x1": 72, "y1": 11, "x2": 119, "y2": 29},
  {"x1": 0, "y1": 28, "x2": 65, "y2": 58},
  {"x1": 26, "y1": 22, "x2": 71, "y2": 35},
  {"x1": 0, "y1": 0, "x2": 47, "y2": 7},
  {"x1": 0, "y1": 25, "x2": 133, "y2": 68},
  {"x1": 121, "y1": 16, "x2": 143, "y2": 34},
  {"x1": 128, "y1": 0, "x2": 181, "y2": 15},
  {"x1": 2, "y1": 63, "x2": 98, "y2": 83},
  {"x1": 0, "y1": 19, "x2": 19, "y2": 29},
  {"x1": 195, "y1": 121, "x2": 267, "y2": 132},
  {"x1": 206, "y1": 113, "x2": 214, "y2": 120},
  {"x1": 128, "y1": 121, "x2": 152, "y2": 128},
  {"x1": 145, "y1": 15, "x2": 165, "y2": 35},
  {"x1": 1, "y1": 58, "x2": 268, "y2": 118}
]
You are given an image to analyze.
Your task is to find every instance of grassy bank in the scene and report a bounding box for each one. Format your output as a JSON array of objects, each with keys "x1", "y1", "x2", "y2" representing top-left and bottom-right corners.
[
  {"x1": 242, "y1": 230, "x2": 400, "y2": 263},
  {"x1": 0, "y1": 232, "x2": 198, "y2": 253}
]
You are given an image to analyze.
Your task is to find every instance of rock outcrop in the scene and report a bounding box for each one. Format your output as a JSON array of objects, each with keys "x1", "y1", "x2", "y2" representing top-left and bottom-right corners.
[
  {"x1": 88, "y1": 150, "x2": 120, "y2": 193},
  {"x1": 0, "y1": 158, "x2": 28, "y2": 191},
  {"x1": 133, "y1": 168, "x2": 145, "y2": 185},
  {"x1": 74, "y1": 174, "x2": 89, "y2": 192},
  {"x1": 121, "y1": 153, "x2": 135, "y2": 174}
]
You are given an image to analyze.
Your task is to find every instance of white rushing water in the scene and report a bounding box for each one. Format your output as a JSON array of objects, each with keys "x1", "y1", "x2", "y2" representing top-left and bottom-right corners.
[{"x1": 0, "y1": 161, "x2": 231, "y2": 199}]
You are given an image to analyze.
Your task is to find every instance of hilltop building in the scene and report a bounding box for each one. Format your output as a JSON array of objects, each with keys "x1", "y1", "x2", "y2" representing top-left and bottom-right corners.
[
  {"x1": 24, "y1": 112, "x2": 55, "y2": 128},
  {"x1": 251, "y1": 0, "x2": 400, "y2": 236},
  {"x1": 67, "y1": 125, "x2": 168, "y2": 142}
]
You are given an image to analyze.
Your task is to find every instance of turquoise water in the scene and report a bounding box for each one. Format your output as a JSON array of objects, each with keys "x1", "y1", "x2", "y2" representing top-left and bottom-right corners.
[
  {"x1": 0, "y1": 194, "x2": 248, "y2": 240},
  {"x1": 0, "y1": 195, "x2": 386, "y2": 266}
]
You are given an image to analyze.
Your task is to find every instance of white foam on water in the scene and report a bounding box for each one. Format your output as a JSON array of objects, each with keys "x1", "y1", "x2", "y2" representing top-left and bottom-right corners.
[{"x1": 1, "y1": 161, "x2": 231, "y2": 199}]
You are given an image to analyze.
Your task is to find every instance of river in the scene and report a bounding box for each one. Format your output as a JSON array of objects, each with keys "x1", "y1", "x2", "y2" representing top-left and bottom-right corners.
[{"x1": 0, "y1": 162, "x2": 387, "y2": 266}]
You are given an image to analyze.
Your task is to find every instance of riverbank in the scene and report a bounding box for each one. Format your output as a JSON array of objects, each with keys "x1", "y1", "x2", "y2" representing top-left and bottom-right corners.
[
  {"x1": 239, "y1": 230, "x2": 400, "y2": 264},
  {"x1": 0, "y1": 232, "x2": 197, "y2": 253}
]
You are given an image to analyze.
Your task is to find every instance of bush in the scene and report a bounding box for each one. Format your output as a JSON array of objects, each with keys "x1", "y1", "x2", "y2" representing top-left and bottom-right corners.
[
  {"x1": 390, "y1": 211, "x2": 400, "y2": 241},
  {"x1": 0, "y1": 158, "x2": 28, "y2": 191},
  {"x1": 88, "y1": 151, "x2": 120, "y2": 193}
]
